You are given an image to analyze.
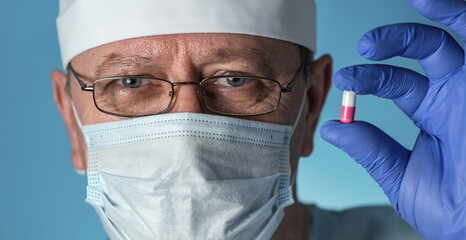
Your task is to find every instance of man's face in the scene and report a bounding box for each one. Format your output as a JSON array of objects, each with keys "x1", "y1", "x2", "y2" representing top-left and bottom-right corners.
[{"x1": 52, "y1": 33, "x2": 331, "y2": 188}]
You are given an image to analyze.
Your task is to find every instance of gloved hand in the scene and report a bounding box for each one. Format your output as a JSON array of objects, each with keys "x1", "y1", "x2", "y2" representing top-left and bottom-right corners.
[{"x1": 320, "y1": 0, "x2": 466, "y2": 239}]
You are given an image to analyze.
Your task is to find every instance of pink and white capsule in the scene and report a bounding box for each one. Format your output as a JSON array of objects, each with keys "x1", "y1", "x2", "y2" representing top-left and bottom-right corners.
[{"x1": 340, "y1": 91, "x2": 356, "y2": 123}]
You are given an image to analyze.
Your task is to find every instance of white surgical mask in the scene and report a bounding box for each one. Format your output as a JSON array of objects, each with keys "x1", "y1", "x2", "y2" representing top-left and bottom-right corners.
[{"x1": 73, "y1": 91, "x2": 305, "y2": 239}]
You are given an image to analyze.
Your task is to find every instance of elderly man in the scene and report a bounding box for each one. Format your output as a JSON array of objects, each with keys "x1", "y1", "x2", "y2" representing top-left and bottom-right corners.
[{"x1": 51, "y1": 0, "x2": 465, "y2": 239}]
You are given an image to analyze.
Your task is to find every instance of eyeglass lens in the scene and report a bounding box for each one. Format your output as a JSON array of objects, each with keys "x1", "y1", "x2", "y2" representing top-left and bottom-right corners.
[{"x1": 92, "y1": 76, "x2": 281, "y2": 117}]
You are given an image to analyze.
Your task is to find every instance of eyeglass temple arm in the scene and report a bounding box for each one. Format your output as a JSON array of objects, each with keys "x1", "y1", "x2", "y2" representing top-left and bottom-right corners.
[
  {"x1": 69, "y1": 64, "x2": 94, "y2": 91},
  {"x1": 280, "y1": 60, "x2": 306, "y2": 93}
]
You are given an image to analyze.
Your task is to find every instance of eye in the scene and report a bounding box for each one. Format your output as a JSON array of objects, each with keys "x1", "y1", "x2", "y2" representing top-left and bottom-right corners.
[
  {"x1": 223, "y1": 77, "x2": 247, "y2": 87},
  {"x1": 118, "y1": 78, "x2": 143, "y2": 88},
  {"x1": 214, "y1": 71, "x2": 250, "y2": 87}
]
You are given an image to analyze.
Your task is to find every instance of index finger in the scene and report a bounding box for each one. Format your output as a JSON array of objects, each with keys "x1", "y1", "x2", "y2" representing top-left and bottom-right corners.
[{"x1": 333, "y1": 64, "x2": 429, "y2": 121}]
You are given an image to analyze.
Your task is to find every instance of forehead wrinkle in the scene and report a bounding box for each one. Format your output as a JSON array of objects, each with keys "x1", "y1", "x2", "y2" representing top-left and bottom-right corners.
[
  {"x1": 205, "y1": 47, "x2": 275, "y2": 77},
  {"x1": 95, "y1": 53, "x2": 153, "y2": 78}
]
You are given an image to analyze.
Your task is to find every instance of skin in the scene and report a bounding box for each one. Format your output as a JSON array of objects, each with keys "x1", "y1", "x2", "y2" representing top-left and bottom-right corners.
[{"x1": 51, "y1": 33, "x2": 332, "y2": 239}]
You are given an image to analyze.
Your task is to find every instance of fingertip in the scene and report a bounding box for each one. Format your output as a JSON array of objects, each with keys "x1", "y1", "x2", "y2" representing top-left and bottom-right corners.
[
  {"x1": 357, "y1": 25, "x2": 406, "y2": 61},
  {"x1": 320, "y1": 120, "x2": 341, "y2": 142},
  {"x1": 409, "y1": 0, "x2": 434, "y2": 18},
  {"x1": 357, "y1": 33, "x2": 378, "y2": 59},
  {"x1": 333, "y1": 67, "x2": 356, "y2": 91},
  {"x1": 320, "y1": 120, "x2": 357, "y2": 144},
  {"x1": 320, "y1": 121, "x2": 408, "y2": 161},
  {"x1": 333, "y1": 65, "x2": 379, "y2": 94},
  {"x1": 320, "y1": 121, "x2": 379, "y2": 155}
]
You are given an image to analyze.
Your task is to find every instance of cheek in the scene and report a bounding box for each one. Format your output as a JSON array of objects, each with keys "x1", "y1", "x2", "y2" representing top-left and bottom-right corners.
[
  {"x1": 72, "y1": 88, "x2": 125, "y2": 125},
  {"x1": 244, "y1": 108, "x2": 291, "y2": 125},
  {"x1": 81, "y1": 107, "x2": 126, "y2": 125},
  {"x1": 270, "y1": 88, "x2": 306, "y2": 126},
  {"x1": 245, "y1": 91, "x2": 302, "y2": 126}
]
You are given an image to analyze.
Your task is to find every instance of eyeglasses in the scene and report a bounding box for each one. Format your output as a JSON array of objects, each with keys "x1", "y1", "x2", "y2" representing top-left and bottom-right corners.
[{"x1": 70, "y1": 58, "x2": 307, "y2": 117}]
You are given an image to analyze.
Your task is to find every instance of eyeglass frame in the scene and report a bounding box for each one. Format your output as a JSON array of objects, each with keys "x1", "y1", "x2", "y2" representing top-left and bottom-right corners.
[{"x1": 69, "y1": 55, "x2": 308, "y2": 118}]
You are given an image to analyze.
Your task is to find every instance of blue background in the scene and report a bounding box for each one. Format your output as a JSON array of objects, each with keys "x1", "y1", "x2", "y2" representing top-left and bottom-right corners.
[{"x1": 0, "y1": 0, "x2": 457, "y2": 239}]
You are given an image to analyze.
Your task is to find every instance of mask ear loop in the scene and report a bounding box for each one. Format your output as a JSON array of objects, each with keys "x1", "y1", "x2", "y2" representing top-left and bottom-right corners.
[
  {"x1": 70, "y1": 101, "x2": 86, "y2": 176},
  {"x1": 71, "y1": 101, "x2": 84, "y2": 129},
  {"x1": 290, "y1": 77, "x2": 308, "y2": 137},
  {"x1": 288, "y1": 73, "x2": 309, "y2": 189}
]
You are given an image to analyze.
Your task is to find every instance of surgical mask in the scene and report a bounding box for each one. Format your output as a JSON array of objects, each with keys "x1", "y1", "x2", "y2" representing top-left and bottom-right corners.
[{"x1": 73, "y1": 92, "x2": 305, "y2": 239}]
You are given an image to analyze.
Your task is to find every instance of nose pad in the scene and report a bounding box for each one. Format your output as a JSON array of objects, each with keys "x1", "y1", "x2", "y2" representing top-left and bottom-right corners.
[
  {"x1": 168, "y1": 85, "x2": 206, "y2": 113},
  {"x1": 196, "y1": 88, "x2": 203, "y2": 104},
  {"x1": 170, "y1": 87, "x2": 180, "y2": 105}
]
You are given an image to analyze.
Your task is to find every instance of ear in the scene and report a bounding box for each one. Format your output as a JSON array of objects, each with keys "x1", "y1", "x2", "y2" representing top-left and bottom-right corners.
[
  {"x1": 300, "y1": 54, "x2": 332, "y2": 156},
  {"x1": 51, "y1": 69, "x2": 86, "y2": 172}
]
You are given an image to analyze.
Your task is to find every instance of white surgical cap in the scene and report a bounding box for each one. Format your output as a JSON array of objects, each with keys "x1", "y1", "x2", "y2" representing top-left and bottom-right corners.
[{"x1": 57, "y1": 0, "x2": 316, "y2": 69}]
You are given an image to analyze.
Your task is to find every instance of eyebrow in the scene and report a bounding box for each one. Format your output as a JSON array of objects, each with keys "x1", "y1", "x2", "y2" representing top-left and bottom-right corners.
[
  {"x1": 204, "y1": 47, "x2": 275, "y2": 77},
  {"x1": 94, "y1": 47, "x2": 275, "y2": 79},
  {"x1": 95, "y1": 53, "x2": 153, "y2": 79}
]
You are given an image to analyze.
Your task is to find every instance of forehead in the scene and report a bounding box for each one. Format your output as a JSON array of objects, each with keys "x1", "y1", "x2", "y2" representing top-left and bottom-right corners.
[{"x1": 71, "y1": 33, "x2": 300, "y2": 69}]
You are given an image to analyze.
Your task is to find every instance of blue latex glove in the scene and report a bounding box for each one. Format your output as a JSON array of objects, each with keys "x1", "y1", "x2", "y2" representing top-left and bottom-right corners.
[{"x1": 320, "y1": 0, "x2": 466, "y2": 239}]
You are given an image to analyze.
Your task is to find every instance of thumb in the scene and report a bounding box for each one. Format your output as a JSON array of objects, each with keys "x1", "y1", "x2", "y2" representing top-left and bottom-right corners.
[{"x1": 320, "y1": 120, "x2": 410, "y2": 209}]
